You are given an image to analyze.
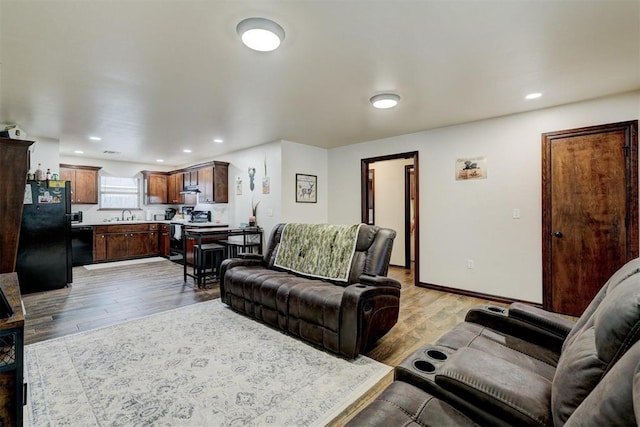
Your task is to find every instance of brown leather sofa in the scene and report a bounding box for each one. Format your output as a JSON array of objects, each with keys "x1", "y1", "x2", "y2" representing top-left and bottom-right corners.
[
  {"x1": 219, "y1": 223, "x2": 401, "y2": 358},
  {"x1": 348, "y1": 258, "x2": 640, "y2": 426}
]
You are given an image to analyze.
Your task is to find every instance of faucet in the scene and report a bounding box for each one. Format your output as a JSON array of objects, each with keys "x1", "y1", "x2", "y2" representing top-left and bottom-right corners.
[{"x1": 121, "y1": 209, "x2": 132, "y2": 221}]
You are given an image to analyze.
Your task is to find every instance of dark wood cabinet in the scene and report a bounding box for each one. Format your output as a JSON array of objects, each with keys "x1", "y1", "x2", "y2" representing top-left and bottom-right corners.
[
  {"x1": 94, "y1": 223, "x2": 160, "y2": 262},
  {"x1": 195, "y1": 161, "x2": 228, "y2": 203},
  {"x1": 160, "y1": 224, "x2": 170, "y2": 257},
  {"x1": 167, "y1": 172, "x2": 184, "y2": 204},
  {"x1": 0, "y1": 273, "x2": 25, "y2": 427},
  {"x1": 142, "y1": 171, "x2": 168, "y2": 204},
  {"x1": 198, "y1": 166, "x2": 214, "y2": 203},
  {"x1": 0, "y1": 138, "x2": 33, "y2": 274},
  {"x1": 59, "y1": 164, "x2": 101, "y2": 204}
]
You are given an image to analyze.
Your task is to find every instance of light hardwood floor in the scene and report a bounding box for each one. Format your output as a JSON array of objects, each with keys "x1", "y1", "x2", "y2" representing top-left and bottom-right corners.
[{"x1": 22, "y1": 259, "x2": 498, "y2": 425}]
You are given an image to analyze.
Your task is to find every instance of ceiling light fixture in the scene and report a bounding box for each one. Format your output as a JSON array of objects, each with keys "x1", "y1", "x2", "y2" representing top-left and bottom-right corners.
[
  {"x1": 213, "y1": 138, "x2": 223, "y2": 144},
  {"x1": 89, "y1": 136, "x2": 101, "y2": 141},
  {"x1": 237, "y1": 17, "x2": 285, "y2": 52},
  {"x1": 156, "y1": 159, "x2": 164, "y2": 162},
  {"x1": 370, "y1": 93, "x2": 400, "y2": 109},
  {"x1": 525, "y1": 92, "x2": 542, "y2": 100},
  {"x1": 74, "y1": 150, "x2": 84, "y2": 154},
  {"x1": 183, "y1": 149, "x2": 192, "y2": 153}
]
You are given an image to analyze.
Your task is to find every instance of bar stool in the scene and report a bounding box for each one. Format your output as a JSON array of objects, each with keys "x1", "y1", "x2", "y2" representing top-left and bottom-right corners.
[
  {"x1": 193, "y1": 243, "x2": 226, "y2": 287},
  {"x1": 219, "y1": 240, "x2": 262, "y2": 258}
]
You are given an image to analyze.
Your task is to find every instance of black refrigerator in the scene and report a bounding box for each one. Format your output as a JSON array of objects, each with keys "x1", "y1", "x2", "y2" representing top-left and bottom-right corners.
[{"x1": 16, "y1": 180, "x2": 73, "y2": 294}]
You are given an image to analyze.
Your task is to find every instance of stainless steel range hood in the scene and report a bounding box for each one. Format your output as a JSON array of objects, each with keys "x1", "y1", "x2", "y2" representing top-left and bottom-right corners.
[{"x1": 180, "y1": 185, "x2": 201, "y2": 194}]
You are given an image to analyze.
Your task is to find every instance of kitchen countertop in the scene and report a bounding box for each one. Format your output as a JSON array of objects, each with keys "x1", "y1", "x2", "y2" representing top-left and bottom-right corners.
[{"x1": 72, "y1": 220, "x2": 229, "y2": 228}]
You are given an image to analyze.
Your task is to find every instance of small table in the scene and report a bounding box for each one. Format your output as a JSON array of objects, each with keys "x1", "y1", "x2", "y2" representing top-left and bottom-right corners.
[{"x1": 183, "y1": 227, "x2": 263, "y2": 285}]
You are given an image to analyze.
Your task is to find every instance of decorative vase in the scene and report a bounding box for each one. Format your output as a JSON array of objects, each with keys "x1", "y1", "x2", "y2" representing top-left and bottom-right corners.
[{"x1": 249, "y1": 216, "x2": 256, "y2": 227}]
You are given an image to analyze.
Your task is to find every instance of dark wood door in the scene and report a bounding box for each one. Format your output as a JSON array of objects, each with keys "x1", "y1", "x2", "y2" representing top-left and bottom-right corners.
[
  {"x1": 542, "y1": 121, "x2": 638, "y2": 316},
  {"x1": 106, "y1": 233, "x2": 128, "y2": 260},
  {"x1": 74, "y1": 169, "x2": 98, "y2": 204}
]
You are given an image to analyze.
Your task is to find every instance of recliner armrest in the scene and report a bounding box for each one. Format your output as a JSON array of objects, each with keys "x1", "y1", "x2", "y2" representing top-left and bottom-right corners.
[
  {"x1": 237, "y1": 253, "x2": 264, "y2": 261},
  {"x1": 464, "y1": 303, "x2": 573, "y2": 353},
  {"x1": 508, "y1": 303, "x2": 574, "y2": 338},
  {"x1": 437, "y1": 347, "x2": 552, "y2": 427},
  {"x1": 358, "y1": 273, "x2": 401, "y2": 289}
]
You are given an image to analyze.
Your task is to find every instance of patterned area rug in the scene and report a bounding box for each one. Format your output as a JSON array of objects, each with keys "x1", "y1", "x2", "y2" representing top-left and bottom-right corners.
[{"x1": 25, "y1": 300, "x2": 391, "y2": 426}]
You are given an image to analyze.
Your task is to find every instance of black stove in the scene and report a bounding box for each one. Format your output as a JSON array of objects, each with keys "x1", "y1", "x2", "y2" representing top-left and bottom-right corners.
[{"x1": 190, "y1": 210, "x2": 211, "y2": 223}]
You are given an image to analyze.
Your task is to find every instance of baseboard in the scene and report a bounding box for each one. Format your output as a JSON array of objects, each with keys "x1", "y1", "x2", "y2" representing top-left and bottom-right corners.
[{"x1": 417, "y1": 281, "x2": 542, "y2": 308}]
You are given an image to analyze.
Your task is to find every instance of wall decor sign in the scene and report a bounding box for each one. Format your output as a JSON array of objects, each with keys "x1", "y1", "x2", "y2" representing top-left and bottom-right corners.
[
  {"x1": 455, "y1": 156, "x2": 487, "y2": 180},
  {"x1": 296, "y1": 173, "x2": 317, "y2": 203},
  {"x1": 262, "y1": 177, "x2": 270, "y2": 194},
  {"x1": 235, "y1": 176, "x2": 243, "y2": 195}
]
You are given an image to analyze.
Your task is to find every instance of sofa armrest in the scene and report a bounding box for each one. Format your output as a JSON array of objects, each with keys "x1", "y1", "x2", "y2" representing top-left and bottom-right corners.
[
  {"x1": 237, "y1": 253, "x2": 264, "y2": 261},
  {"x1": 464, "y1": 303, "x2": 573, "y2": 353},
  {"x1": 358, "y1": 273, "x2": 401, "y2": 289},
  {"x1": 339, "y1": 282, "x2": 401, "y2": 358},
  {"x1": 437, "y1": 347, "x2": 552, "y2": 427},
  {"x1": 219, "y1": 257, "x2": 265, "y2": 300}
]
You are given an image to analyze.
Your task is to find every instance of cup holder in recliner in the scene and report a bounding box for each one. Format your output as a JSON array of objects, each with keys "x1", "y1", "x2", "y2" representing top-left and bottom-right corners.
[
  {"x1": 413, "y1": 360, "x2": 436, "y2": 373},
  {"x1": 487, "y1": 306, "x2": 505, "y2": 313},
  {"x1": 426, "y1": 349, "x2": 447, "y2": 361}
]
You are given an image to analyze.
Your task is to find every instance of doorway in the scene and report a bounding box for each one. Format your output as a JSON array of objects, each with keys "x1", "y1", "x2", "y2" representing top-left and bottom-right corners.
[
  {"x1": 542, "y1": 121, "x2": 638, "y2": 316},
  {"x1": 361, "y1": 151, "x2": 419, "y2": 286}
]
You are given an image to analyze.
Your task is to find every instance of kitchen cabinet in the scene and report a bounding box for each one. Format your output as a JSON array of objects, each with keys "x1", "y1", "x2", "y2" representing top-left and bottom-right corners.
[
  {"x1": 93, "y1": 223, "x2": 160, "y2": 262},
  {"x1": 184, "y1": 169, "x2": 198, "y2": 187},
  {"x1": 167, "y1": 172, "x2": 184, "y2": 204},
  {"x1": 142, "y1": 171, "x2": 168, "y2": 204},
  {"x1": 160, "y1": 224, "x2": 171, "y2": 257},
  {"x1": 59, "y1": 164, "x2": 101, "y2": 204},
  {"x1": 196, "y1": 161, "x2": 229, "y2": 203},
  {"x1": 0, "y1": 138, "x2": 33, "y2": 274}
]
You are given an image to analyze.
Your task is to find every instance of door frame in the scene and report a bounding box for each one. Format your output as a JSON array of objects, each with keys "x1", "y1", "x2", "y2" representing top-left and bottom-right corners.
[
  {"x1": 361, "y1": 151, "x2": 419, "y2": 286},
  {"x1": 541, "y1": 120, "x2": 639, "y2": 311}
]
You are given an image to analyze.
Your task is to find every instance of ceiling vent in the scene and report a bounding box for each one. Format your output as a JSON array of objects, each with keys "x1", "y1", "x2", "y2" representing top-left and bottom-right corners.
[{"x1": 103, "y1": 150, "x2": 121, "y2": 155}]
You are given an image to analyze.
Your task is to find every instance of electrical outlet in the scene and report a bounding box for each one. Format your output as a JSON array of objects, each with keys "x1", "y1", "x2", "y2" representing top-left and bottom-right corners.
[{"x1": 467, "y1": 259, "x2": 474, "y2": 269}]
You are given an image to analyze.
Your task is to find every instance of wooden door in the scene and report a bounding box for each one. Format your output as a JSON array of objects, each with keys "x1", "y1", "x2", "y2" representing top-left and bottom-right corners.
[
  {"x1": 94, "y1": 231, "x2": 106, "y2": 261},
  {"x1": 127, "y1": 233, "x2": 149, "y2": 257},
  {"x1": 198, "y1": 167, "x2": 214, "y2": 203},
  {"x1": 213, "y1": 162, "x2": 229, "y2": 203},
  {"x1": 147, "y1": 173, "x2": 167, "y2": 204},
  {"x1": 542, "y1": 121, "x2": 638, "y2": 316}
]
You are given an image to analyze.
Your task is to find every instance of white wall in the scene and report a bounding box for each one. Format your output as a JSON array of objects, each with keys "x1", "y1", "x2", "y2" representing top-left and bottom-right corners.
[
  {"x1": 328, "y1": 91, "x2": 640, "y2": 303},
  {"x1": 216, "y1": 141, "x2": 283, "y2": 235},
  {"x1": 29, "y1": 136, "x2": 61, "y2": 175},
  {"x1": 371, "y1": 158, "x2": 413, "y2": 266},
  {"x1": 281, "y1": 140, "x2": 329, "y2": 224}
]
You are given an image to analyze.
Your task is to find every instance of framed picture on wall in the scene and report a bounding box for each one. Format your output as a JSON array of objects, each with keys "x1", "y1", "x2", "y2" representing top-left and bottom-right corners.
[{"x1": 296, "y1": 173, "x2": 317, "y2": 203}]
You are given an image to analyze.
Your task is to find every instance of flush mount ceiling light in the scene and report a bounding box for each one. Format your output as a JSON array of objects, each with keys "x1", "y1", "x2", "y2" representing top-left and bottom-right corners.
[
  {"x1": 89, "y1": 136, "x2": 101, "y2": 141},
  {"x1": 525, "y1": 92, "x2": 542, "y2": 100},
  {"x1": 370, "y1": 93, "x2": 400, "y2": 109},
  {"x1": 237, "y1": 17, "x2": 285, "y2": 52},
  {"x1": 213, "y1": 138, "x2": 223, "y2": 143}
]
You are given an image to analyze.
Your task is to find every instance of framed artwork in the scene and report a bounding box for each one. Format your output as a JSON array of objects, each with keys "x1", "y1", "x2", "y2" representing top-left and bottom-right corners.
[
  {"x1": 296, "y1": 173, "x2": 317, "y2": 203},
  {"x1": 455, "y1": 156, "x2": 487, "y2": 180}
]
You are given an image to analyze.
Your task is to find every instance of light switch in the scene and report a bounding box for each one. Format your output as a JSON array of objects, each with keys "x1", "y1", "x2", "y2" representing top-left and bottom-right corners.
[{"x1": 512, "y1": 208, "x2": 521, "y2": 219}]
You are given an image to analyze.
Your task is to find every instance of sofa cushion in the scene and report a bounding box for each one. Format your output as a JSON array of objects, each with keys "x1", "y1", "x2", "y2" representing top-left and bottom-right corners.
[{"x1": 346, "y1": 381, "x2": 481, "y2": 427}]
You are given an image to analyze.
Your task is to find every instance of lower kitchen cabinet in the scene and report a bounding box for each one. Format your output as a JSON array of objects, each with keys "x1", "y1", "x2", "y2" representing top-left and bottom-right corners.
[
  {"x1": 94, "y1": 223, "x2": 160, "y2": 262},
  {"x1": 160, "y1": 224, "x2": 170, "y2": 257}
]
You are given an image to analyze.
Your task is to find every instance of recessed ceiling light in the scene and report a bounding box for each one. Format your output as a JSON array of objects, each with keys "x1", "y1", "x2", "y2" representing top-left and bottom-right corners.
[
  {"x1": 183, "y1": 149, "x2": 192, "y2": 153},
  {"x1": 89, "y1": 136, "x2": 101, "y2": 141},
  {"x1": 237, "y1": 17, "x2": 285, "y2": 52},
  {"x1": 525, "y1": 92, "x2": 542, "y2": 100},
  {"x1": 370, "y1": 93, "x2": 400, "y2": 109},
  {"x1": 156, "y1": 159, "x2": 164, "y2": 162},
  {"x1": 74, "y1": 150, "x2": 84, "y2": 154},
  {"x1": 213, "y1": 138, "x2": 224, "y2": 144}
]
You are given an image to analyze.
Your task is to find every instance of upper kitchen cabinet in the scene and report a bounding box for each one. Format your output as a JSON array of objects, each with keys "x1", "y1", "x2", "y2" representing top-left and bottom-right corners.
[
  {"x1": 142, "y1": 171, "x2": 168, "y2": 204},
  {"x1": 59, "y1": 164, "x2": 101, "y2": 204},
  {"x1": 213, "y1": 161, "x2": 229, "y2": 203},
  {"x1": 196, "y1": 161, "x2": 228, "y2": 203},
  {"x1": 167, "y1": 172, "x2": 184, "y2": 204}
]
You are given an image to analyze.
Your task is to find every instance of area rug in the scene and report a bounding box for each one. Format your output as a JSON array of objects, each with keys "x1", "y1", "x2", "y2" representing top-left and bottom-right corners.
[
  {"x1": 83, "y1": 256, "x2": 166, "y2": 270},
  {"x1": 25, "y1": 300, "x2": 391, "y2": 426}
]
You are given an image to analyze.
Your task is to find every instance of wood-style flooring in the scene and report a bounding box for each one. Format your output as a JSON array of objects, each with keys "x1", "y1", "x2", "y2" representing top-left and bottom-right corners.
[{"x1": 22, "y1": 260, "x2": 499, "y2": 425}]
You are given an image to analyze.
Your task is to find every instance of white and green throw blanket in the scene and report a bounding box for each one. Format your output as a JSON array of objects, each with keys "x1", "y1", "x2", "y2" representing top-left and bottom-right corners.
[{"x1": 273, "y1": 223, "x2": 362, "y2": 282}]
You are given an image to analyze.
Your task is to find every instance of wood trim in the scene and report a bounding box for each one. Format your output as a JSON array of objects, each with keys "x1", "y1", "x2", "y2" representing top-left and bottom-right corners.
[
  {"x1": 417, "y1": 281, "x2": 542, "y2": 308},
  {"x1": 59, "y1": 163, "x2": 102, "y2": 171},
  {"x1": 541, "y1": 120, "x2": 639, "y2": 310},
  {"x1": 361, "y1": 151, "x2": 419, "y2": 287}
]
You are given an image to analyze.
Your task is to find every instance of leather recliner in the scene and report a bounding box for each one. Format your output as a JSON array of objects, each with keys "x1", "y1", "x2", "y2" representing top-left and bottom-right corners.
[{"x1": 348, "y1": 258, "x2": 640, "y2": 426}]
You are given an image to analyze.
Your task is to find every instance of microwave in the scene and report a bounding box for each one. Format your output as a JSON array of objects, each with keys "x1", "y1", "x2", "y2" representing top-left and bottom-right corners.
[{"x1": 71, "y1": 211, "x2": 83, "y2": 223}]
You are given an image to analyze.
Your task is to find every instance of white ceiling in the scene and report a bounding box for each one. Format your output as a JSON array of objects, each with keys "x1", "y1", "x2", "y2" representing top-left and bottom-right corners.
[{"x1": 1, "y1": 1, "x2": 639, "y2": 167}]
